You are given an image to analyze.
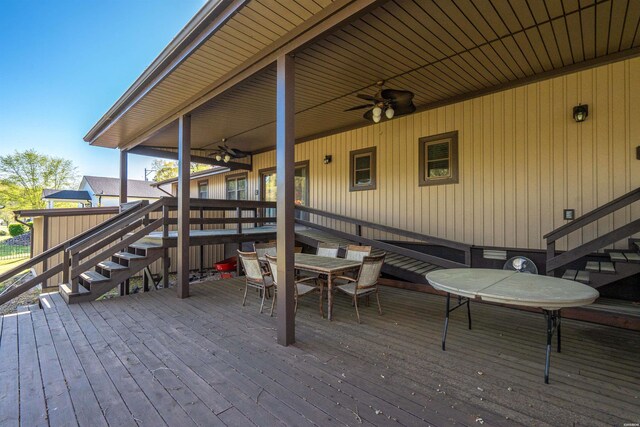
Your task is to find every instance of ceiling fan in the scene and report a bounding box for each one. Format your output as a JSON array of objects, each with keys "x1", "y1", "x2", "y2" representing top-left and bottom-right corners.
[
  {"x1": 345, "y1": 80, "x2": 416, "y2": 123},
  {"x1": 208, "y1": 139, "x2": 250, "y2": 163}
]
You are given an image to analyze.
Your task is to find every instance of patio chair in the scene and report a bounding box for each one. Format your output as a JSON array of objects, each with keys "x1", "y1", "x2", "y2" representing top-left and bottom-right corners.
[
  {"x1": 316, "y1": 242, "x2": 340, "y2": 257},
  {"x1": 334, "y1": 253, "x2": 386, "y2": 323},
  {"x1": 237, "y1": 250, "x2": 274, "y2": 314},
  {"x1": 254, "y1": 242, "x2": 277, "y2": 260},
  {"x1": 265, "y1": 254, "x2": 323, "y2": 317},
  {"x1": 344, "y1": 245, "x2": 372, "y2": 262}
]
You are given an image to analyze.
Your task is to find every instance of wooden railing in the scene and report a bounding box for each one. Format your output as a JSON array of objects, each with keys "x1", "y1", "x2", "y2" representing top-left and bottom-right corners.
[
  {"x1": 0, "y1": 200, "x2": 148, "y2": 305},
  {"x1": 295, "y1": 205, "x2": 471, "y2": 269},
  {"x1": 545, "y1": 187, "x2": 640, "y2": 275}
]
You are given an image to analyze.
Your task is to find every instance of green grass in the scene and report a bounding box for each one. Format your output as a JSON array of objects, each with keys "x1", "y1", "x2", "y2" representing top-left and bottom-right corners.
[
  {"x1": 0, "y1": 243, "x2": 30, "y2": 259},
  {"x1": 0, "y1": 258, "x2": 30, "y2": 292}
]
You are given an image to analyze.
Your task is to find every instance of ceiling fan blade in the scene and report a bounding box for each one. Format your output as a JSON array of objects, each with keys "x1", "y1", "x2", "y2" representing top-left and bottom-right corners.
[
  {"x1": 363, "y1": 108, "x2": 375, "y2": 122},
  {"x1": 345, "y1": 104, "x2": 373, "y2": 111},
  {"x1": 381, "y1": 89, "x2": 414, "y2": 103},
  {"x1": 393, "y1": 102, "x2": 417, "y2": 116},
  {"x1": 356, "y1": 93, "x2": 378, "y2": 102}
]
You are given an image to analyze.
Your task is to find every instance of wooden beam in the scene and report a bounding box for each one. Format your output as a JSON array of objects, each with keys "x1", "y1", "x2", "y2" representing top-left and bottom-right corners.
[
  {"x1": 177, "y1": 115, "x2": 191, "y2": 299},
  {"x1": 127, "y1": 145, "x2": 251, "y2": 170},
  {"x1": 119, "y1": 150, "x2": 128, "y2": 205},
  {"x1": 276, "y1": 54, "x2": 296, "y2": 346}
]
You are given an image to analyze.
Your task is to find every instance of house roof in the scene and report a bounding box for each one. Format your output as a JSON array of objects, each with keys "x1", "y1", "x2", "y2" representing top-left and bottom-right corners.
[
  {"x1": 84, "y1": 1, "x2": 640, "y2": 154},
  {"x1": 42, "y1": 189, "x2": 92, "y2": 201},
  {"x1": 82, "y1": 176, "x2": 168, "y2": 198}
]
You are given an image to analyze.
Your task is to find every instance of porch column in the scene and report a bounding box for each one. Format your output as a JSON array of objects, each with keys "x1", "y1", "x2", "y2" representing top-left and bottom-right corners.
[
  {"x1": 177, "y1": 114, "x2": 191, "y2": 299},
  {"x1": 119, "y1": 150, "x2": 128, "y2": 205},
  {"x1": 276, "y1": 53, "x2": 296, "y2": 346}
]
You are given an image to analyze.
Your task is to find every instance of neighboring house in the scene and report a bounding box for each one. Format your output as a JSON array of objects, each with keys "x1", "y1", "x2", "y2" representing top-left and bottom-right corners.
[
  {"x1": 42, "y1": 189, "x2": 92, "y2": 208},
  {"x1": 79, "y1": 175, "x2": 169, "y2": 207}
]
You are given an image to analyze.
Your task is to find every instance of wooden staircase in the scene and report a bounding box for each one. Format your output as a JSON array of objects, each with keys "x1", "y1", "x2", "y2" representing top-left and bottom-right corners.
[
  {"x1": 546, "y1": 188, "x2": 640, "y2": 289},
  {"x1": 59, "y1": 241, "x2": 164, "y2": 304}
]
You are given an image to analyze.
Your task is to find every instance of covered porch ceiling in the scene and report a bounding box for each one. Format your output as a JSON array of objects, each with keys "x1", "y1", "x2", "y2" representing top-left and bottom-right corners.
[{"x1": 86, "y1": 0, "x2": 640, "y2": 155}]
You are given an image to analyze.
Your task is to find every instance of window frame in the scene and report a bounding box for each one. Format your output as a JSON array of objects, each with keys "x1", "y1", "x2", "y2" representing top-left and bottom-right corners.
[
  {"x1": 418, "y1": 131, "x2": 459, "y2": 186},
  {"x1": 197, "y1": 180, "x2": 209, "y2": 199},
  {"x1": 225, "y1": 173, "x2": 248, "y2": 200},
  {"x1": 349, "y1": 147, "x2": 377, "y2": 192}
]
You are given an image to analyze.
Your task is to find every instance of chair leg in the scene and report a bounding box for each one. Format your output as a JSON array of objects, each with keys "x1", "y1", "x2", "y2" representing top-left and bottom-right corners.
[
  {"x1": 318, "y1": 289, "x2": 324, "y2": 318},
  {"x1": 270, "y1": 289, "x2": 276, "y2": 317},
  {"x1": 294, "y1": 296, "x2": 298, "y2": 315},
  {"x1": 354, "y1": 294, "x2": 361, "y2": 324},
  {"x1": 242, "y1": 284, "x2": 248, "y2": 306},
  {"x1": 260, "y1": 286, "x2": 266, "y2": 314},
  {"x1": 375, "y1": 289, "x2": 382, "y2": 315}
]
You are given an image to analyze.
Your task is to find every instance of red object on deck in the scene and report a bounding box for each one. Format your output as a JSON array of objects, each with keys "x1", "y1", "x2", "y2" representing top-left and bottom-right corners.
[{"x1": 215, "y1": 256, "x2": 237, "y2": 279}]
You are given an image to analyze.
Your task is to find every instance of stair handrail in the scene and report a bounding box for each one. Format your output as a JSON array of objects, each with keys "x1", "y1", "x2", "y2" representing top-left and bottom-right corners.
[
  {"x1": 0, "y1": 200, "x2": 147, "y2": 305},
  {"x1": 295, "y1": 205, "x2": 472, "y2": 267},
  {"x1": 66, "y1": 199, "x2": 163, "y2": 256},
  {"x1": 544, "y1": 187, "x2": 640, "y2": 243},
  {"x1": 545, "y1": 187, "x2": 640, "y2": 275}
]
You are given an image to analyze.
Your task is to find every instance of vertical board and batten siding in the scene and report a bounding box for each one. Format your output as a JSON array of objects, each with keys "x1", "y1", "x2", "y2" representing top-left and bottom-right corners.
[{"x1": 195, "y1": 58, "x2": 640, "y2": 251}]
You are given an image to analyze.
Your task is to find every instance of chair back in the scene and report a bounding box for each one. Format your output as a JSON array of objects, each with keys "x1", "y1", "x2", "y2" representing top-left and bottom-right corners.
[
  {"x1": 356, "y1": 253, "x2": 386, "y2": 289},
  {"x1": 254, "y1": 242, "x2": 277, "y2": 260},
  {"x1": 237, "y1": 250, "x2": 263, "y2": 281},
  {"x1": 345, "y1": 245, "x2": 372, "y2": 262},
  {"x1": 265, "y1": 254, "x2": 279, "y2": 285},
  {"x1": 317, "y1": 242, "x2": 340, "y2": 258}
]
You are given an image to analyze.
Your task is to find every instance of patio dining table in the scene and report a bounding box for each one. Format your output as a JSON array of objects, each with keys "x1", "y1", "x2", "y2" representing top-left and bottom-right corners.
[
  {"x1": 425, "y1": 268, "x2": 599, "y2": 383},
  {"x1": 294, "y1": 253, "x2": 362, "y2": 320}
]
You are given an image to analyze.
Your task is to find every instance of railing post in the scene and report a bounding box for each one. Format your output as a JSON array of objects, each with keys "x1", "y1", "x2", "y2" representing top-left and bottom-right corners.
[
  {"x1": 355, "y1": 224, "x2": 362, "y2": 237},
  {"x1": 162, "y1": 204, "x2": 170, "y2": 289},
  {"x1": 63, "y1": 244, "x2": 70, "y2": 284},
  {"x1": 236, "y1": 207, "x2": 242, "y2": 234},
  {"x1": 546, "y1": 241, "x2": 556, "y2": 276},
  {"x1": 71, "y1": 254, "x2": 79, "y2": 293}
]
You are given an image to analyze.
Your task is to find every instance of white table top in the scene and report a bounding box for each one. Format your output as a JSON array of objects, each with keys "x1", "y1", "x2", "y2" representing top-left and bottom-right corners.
[{"x1": 426, "y1": 269, "x2": 599, "y2": 310}]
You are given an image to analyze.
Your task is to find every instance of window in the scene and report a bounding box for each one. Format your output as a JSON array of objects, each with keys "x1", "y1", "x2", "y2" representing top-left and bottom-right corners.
[
  {"x1": 419, "y1": 131, "x2": 459, "y2": 186},
  {"x1": 349, "y1": 147, "x2": 376, "y2": 191},
  {"x1": 259, "y1": 161, "x2": 309, "y2": 221},
  {"x1": 226, "y1": 174, "x2": 247, "y2": 200},
  {"x1": 197, "y1": 180, "x2": 208, "y2": 199}
]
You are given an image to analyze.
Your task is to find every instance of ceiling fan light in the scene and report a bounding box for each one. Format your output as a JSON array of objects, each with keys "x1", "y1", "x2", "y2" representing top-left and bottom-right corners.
[
  {"x1": 385, "y1": 107, "x2": 395, "y2": 119},
  {"x1": 223, "y1": 154, "x2": 231, "y2": 163},
  {"x1": 373, "y1": 114, "x2": 381, "y2": 123},
  {"x1": 372, "y1": 106, "x2": 382, "y2": 117},
  {"x1": 215, "y1": 154, "x2": 222, "y2": 162}
]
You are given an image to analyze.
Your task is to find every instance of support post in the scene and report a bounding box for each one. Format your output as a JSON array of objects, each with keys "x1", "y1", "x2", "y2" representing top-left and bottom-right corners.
[
  {"x1": 162, "y1": 204, "x2": 170, "y2": 289},
  {"x1": 119, "y1": 150, "x2": 128, "y2": 205},
  {"x1": 275, "y1": 54, "x2": 296, "y2": 346},
  {"x1": 177, "y1": 114, "x2": 191, "y2": 299}
]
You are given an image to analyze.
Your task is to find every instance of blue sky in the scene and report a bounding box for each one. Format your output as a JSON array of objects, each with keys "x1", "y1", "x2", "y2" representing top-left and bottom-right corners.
[{"x1": 0, "y1": 0, "x2": 205, "y2": 182}]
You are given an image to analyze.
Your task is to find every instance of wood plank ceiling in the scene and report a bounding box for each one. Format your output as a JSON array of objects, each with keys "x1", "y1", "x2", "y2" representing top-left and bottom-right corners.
[{"x1": 93, "y1": 0, "x2": 640, "y2": 155}]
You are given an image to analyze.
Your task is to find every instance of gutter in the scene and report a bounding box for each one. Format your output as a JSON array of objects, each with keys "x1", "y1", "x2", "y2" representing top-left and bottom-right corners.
[{"x1": 84, "y1": 0, "x2": 243, "y2": 145}]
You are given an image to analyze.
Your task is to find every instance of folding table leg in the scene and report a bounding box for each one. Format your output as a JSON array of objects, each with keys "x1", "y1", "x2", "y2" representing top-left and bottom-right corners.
[{"x1": 442, "y1": 293, "x2": 451, "y2": 351}]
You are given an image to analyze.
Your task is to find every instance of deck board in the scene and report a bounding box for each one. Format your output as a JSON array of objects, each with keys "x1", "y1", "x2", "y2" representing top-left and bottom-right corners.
[
  {"x1": 17, "y1": 309, "x2": 47, "y2": 427},
  {"x1": 1, "y1": 280, "x2": 639, "y2": 426}
]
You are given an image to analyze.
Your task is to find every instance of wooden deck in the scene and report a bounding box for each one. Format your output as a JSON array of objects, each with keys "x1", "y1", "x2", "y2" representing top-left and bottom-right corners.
[{"x1": 1, "y1": 279, "x2": 639, "y2": 426}]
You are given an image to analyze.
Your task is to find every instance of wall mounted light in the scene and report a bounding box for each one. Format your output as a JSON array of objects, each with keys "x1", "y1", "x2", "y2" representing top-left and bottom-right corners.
[
  {"x1": 323, "y1": 155, "x2": 332, "y2": 164},
  {"x1": 573, "y1": 104, "x2": 588, "y2": 122}
]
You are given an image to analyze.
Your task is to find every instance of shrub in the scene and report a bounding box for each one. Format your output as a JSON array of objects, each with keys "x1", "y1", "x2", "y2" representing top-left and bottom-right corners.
[
  {"x1": 8, "y1": 223, "x2": 26, "y2": 237},
  {"x1": 0, "y1": 230, "x2": 6, "y2": 236}
]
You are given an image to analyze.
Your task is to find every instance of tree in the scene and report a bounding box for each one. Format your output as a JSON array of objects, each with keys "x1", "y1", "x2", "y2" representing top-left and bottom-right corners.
[
  {"x1": 0, "y1": 149, "x2": 78, "y2": 211},
  {"x1": 151, "y1": 159, "x2": 210, "y2": 182}
]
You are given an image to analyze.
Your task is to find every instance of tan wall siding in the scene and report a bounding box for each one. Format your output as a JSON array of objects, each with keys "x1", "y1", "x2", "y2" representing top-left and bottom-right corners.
[{"x1": 199, "y1": 58, "x2": 640, "y2": 251}]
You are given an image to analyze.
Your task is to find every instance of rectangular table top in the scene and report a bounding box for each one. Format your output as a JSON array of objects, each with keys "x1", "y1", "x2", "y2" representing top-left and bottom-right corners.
[{"x1": 294, "y1": 253, "x2": 361, "y2": 274}]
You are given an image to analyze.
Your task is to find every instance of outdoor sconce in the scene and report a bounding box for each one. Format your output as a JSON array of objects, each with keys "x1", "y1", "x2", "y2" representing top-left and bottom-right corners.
[
  {"x1": 573, "y1": 104, "x2": 588, "y2": 122},
  {"x1": 323, "y1": 155, "x2": 332, "y2": 164}
]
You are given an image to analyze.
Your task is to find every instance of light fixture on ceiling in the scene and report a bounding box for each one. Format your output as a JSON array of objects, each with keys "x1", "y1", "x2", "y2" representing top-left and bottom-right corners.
[
  {"x1": 385, "y1": 106, "x2": 395, "y2": 119},
  {"x1": 223, "y1": 154, "x2": 231, "y2": 163},
  {"x1": 215, "y1": 154, "x2": 222, "y2": 162},
  {"x1": 573, "y1": 104, "x2": 588, "y2": 122}
]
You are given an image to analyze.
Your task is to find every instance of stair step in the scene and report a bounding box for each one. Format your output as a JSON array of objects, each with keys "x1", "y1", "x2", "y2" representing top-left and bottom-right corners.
[
  {"x1": 129, "y1": 242, "x2": 162, "y2": 250},
  {"x1": 585, "y1": 261, "x2": 616, "y2": 274},
  {"x1": 575, "y1": 270, "x2": 590, "y2": 284},
  {"x1": 113, "y1": 252, "x2": 146, "y2": 261},
  {"x1": 97, "y1": 261, "x2": 129, "y2": 271},
  {"x1": 80, "y1": 271, "x2": 109, "y2": 284},
  {"x1": 625, "y1": 252, "x2": 640, "y2": 263},
  {"x1": 609, "y1": 252, "x2": 627, "y2": 262}
]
